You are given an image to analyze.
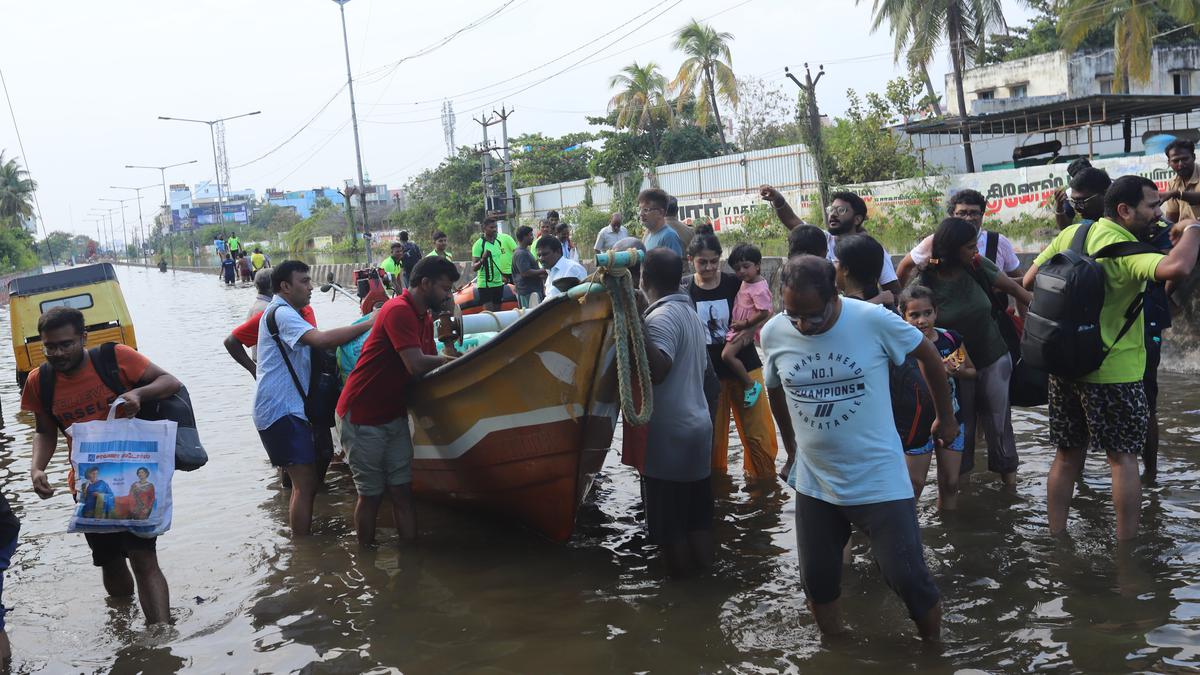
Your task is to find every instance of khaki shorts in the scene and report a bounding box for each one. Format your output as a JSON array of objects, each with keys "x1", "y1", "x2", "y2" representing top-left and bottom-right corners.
[{"x1": 337, "y1": 413, "x2": 414, "y2": 496}]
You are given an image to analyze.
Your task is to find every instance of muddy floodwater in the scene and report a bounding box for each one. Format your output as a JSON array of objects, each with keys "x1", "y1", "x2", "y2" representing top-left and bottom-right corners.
[{"x1": 0, "y1": 265, "x2": 1199, "y2": 673}]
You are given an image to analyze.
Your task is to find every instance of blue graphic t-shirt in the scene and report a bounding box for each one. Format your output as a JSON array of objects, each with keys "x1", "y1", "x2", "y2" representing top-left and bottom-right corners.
[{"x1": 762, "y1": 298, "x2": 922, "y2": 506}]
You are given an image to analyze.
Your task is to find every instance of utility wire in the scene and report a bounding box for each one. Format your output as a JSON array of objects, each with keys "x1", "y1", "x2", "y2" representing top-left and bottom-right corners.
[
  {"x1": 232, "y1": 84, "x2": 346, "y2": 169},
  {"x1": 0, "y1": 64, "x2": 54, "y2": 269}
]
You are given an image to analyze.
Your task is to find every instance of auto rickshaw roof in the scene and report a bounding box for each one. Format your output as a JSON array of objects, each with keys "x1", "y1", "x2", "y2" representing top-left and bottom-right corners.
[{"x1": 8, "y1": 263, "x2": 118, "y2": 296}]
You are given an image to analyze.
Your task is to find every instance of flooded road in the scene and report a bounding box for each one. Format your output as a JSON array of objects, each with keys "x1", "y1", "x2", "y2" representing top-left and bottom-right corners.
[{"x1": 1, "y1": 265, "x2": 1199, "y2": 673}]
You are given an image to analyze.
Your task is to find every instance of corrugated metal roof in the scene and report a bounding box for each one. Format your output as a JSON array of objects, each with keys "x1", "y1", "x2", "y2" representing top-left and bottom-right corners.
[{"x1": 898, "y1": 94, "x2": 1200, "y2": 136}]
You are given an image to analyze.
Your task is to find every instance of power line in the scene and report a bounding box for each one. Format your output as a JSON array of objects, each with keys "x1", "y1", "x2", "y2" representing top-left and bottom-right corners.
[
  {"x1": 0, "y1": 64, "x2": 54, "y2": 268},
  {"x1": 232, "y1": 84, "x2": 346, "y2": 169}
]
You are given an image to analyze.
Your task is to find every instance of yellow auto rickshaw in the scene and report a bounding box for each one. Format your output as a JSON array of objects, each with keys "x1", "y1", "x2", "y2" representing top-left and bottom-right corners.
[{"x1": 9, "y1": 263, "x2": 137, "y2": 387}]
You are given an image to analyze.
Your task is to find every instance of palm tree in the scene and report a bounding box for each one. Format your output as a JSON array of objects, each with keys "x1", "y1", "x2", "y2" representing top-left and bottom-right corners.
[
  {"x1": 608, "y1": 61, "x2": 674, "y2": 133},
  {"x1": 861, "y1": 0, "x2": 1008, "y2": 172},
  {"x1": 0, "y1": 151, "x2": 37, "y2": 225},
  {"x1": 670, "y1": 19, "x2": 739, "y2": 152},
  {"x1": 1059, "y1": 0, "x2": 1200, "y2": 92}
]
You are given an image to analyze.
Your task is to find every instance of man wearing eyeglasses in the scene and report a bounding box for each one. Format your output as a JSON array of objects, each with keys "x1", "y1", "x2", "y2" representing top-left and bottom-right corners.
[
  {"x1": 759, "y1": 186, "x2": 901, "y2": 296},
  {"x1": 638, "y1": 188, "x2": 684, "y2": 256},
  {"x1": 761, "y1": 255, "x2": 956, "y2": 641},
  {"x1": 894, "y1": 189, "x2": 1023, "y2": 285}
]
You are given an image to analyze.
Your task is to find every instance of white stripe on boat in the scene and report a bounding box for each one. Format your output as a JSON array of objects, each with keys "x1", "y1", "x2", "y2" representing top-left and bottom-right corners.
[{"x1": 413, "y1": 404, "x2": 585, "y2": 460}]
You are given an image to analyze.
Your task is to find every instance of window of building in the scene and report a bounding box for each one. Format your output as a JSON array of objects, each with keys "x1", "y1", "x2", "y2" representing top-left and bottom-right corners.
[
  {"x1": 1008, "y1": 83, "x2": 1028, "y2": 99},
  {"x1": 1096, "y1": 74, "x2": 1114, "y2": 93},
  {"x1": 1174, "y1": 72, "x2": 1192, "y2": 96},
  {"x1": 976, "y1": 89, "x2": 995, "y2": 100}
]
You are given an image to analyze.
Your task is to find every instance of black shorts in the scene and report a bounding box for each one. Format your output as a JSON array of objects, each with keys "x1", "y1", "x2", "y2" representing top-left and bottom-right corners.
[
  {"x1": 478, "y1": 285, "x2": 504, "y2": 307},
  {"x1": 84, "y1": 532, "x2": 156, "y2": 567},
  {"x1": 794, "y1": 493, "x2": 939, "y2": 620},
  {"x1": 1144, "y1": 333, "x2": 1162, "y2": 412},
  {"x1": 643, "y1": 475, "x2": 713, "y2": 544}
]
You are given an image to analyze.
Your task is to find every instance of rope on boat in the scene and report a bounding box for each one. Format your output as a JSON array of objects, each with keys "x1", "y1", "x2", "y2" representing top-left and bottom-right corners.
[{"x1": 591, "y1": 253, "x2": 653, "y2": 426}]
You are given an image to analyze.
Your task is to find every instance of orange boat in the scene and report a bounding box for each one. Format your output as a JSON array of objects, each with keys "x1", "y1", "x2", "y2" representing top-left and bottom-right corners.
[
  {"x1": 406, "y1": 289, "x2": 623, "y2": 541},
  {"x1": 403, "y1": 250, "x2": 650, "y2": 542},
  {"x1": 453, "y1": 281, "x2": 519, "y2": 314}
]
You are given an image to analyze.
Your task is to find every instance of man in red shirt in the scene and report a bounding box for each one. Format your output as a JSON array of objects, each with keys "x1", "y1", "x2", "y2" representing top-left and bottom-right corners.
[
  {"x1": 21, "y1": 307, "x2": 182, "y2": 625},
  {"x1": 336, "y1": 256, "x2": 459, "y2": 545}
]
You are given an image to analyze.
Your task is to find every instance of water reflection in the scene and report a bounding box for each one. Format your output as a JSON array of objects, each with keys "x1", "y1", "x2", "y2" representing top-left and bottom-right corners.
[{"x1": 0, "y1": 266, "x2": 1195, "y2": 671}]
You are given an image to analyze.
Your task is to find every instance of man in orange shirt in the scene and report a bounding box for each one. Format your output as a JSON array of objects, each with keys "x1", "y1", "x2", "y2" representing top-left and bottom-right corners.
[{"x1": 21, "y1": 307, "x2": 181, "y2": 625}]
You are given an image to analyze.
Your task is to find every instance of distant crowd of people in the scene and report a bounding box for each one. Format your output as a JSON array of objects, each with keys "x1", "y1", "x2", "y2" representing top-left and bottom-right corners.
[{"x1": 214, "y1": 232, "x2": 270, "y2": 286}]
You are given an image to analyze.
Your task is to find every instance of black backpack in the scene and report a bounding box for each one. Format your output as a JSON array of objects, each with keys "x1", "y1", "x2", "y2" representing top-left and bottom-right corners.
[
  {"x1": 1022, "y1": 222, "x2": 1159, "y2": 379},
  {"x1": 38, "y1": 343, "x2": 208, "y2": 471},
  {"x1": 401, "y1": 242, "x2": 422, "y2": 271},
  {"x1": 265, "y1": 305, "x2": 340, "y2": 428},
  {"x1": 890, "y1": 355, "x2": 936, "y2": 450}
]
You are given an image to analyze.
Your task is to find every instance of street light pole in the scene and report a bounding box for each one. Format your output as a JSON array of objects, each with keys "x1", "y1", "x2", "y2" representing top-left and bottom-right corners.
[
  {"x1": 158, "y1": 112, "x2": 260, "y2": 239},
  {"x1": 126, "y1": 159, "x2": 198, "y2": 268},
  {"x1": 334, "y1": 0, "x2": 371, "y2": 266},
  {"x1": 100, "y1": 197, "x2": 135, "y2": 263},
  {"x1": 111, "y1": 184, "x2": 159, "y2": 267}
]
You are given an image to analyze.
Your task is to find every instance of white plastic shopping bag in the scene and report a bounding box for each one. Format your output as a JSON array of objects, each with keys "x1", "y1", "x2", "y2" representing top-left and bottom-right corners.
[{"x1": 67, "y1": 398, "x2": 176, "y2": 537}]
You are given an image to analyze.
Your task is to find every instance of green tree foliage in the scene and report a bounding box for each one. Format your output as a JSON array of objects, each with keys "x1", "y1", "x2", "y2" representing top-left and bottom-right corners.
[
  {"x1": 860, "y1": 0, "x2": 1008, "y2": 171},
  {"x1": 1058, "y1": 0, "x2": 1199, "y2": 91},
  {"x1": 657, "y1": 124, "x2": 724, "y2": 164},
  {"x1": 0, "y1": 225, "x2": 38, "y2": 272},
  {"x1": 510, "y1": 132, "x2": 595, "y2": 188},
  {"x1": 249, "y1": 202, "x2": 301, "y2": 233},
  {"x1": 822, "y1": 76, "x2": 925, "y2": 185},
  {"x1": 391, "y1": 147, "x2": 484, "y2": 251},
  {"x1": 0, "y1": 150, "x2": 37, "y2": 222},
  {"x1": 671, "y1": 19, "x2": 739, "y2": 151},
  {"x1": 36, "y1": 230, "x2": 74, "y2": 264}
]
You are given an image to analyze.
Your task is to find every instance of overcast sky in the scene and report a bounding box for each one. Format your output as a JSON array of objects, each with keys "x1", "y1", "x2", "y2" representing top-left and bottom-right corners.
[{"x1": 1, "y1": 0, "x2": 1033, "y2": 238}]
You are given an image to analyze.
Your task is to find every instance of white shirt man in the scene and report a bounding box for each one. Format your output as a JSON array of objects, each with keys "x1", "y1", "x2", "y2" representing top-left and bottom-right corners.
[{"x1": 545, "y1": 256, "x2": 588, "y2": 298}]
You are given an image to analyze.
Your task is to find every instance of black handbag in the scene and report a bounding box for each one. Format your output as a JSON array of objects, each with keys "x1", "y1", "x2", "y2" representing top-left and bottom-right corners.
[
  {"x1": 266, "y1": 305, "x2": 340, "y2": 428},
  {"x1": 969, "y1": 265, "x2": 1048, "y2": 407}
]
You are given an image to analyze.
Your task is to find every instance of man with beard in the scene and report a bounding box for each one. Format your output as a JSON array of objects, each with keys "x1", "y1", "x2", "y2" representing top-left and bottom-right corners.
[
  {"x1": 759, "y1": 185, "x2": 900, "y2": 296},
  {"x1": 1162, "y1": 139, "x2": 1200, "y2": 224},
  {"x1": 22, "y1": 306, "x2": 181, "y2": 625}
]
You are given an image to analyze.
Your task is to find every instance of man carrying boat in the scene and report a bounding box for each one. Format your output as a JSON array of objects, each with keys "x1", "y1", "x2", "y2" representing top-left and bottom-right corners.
[
  {"x1": 336, "y1": 256, "x2": 459, "y2": 546},
  {"x1": 638, "y1": 248, "x2": 715, "y2": 578}
]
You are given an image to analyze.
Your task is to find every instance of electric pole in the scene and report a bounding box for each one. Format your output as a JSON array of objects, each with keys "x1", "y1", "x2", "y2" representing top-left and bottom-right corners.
[
  {"x1": 493, "y1": 105, "x2": 515, "y2": 225},
  {"x1": 786, "y1": 64, "x2": 829, "y2": 215},
  {"x1": 473, "y1": 112, "x2": 502, "y2": 229}
]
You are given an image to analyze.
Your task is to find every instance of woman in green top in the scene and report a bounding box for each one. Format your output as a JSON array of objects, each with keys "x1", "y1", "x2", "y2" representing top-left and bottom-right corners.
[{"x1": 917, "y1": 217, "x2": 1032, "y2": 486}]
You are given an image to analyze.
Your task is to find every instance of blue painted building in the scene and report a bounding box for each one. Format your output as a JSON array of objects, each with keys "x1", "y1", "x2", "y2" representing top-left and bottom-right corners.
[{"x1": 264, "y1": 187, "x2": 345, "y2": 219}]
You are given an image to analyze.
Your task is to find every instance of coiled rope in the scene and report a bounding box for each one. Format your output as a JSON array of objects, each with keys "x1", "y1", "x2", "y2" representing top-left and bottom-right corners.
[{"x1": 588, "y1": 253, "x2": 653, "y2": 426}]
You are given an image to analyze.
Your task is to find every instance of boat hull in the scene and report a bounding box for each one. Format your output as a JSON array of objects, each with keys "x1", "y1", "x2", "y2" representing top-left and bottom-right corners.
[{"x1": 407, "y1": 292, "x2": 619, "y2": 541}]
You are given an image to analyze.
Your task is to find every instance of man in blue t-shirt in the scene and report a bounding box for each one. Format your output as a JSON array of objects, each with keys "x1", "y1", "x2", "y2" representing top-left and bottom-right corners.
[
  {"x1": 761, "y1": 255, "x2": 955, "y2": 643},
  {"x1": 637, "y1": 188, "x2": 684, "y2": 255},
  {"x1": 254, "y1": 260, "x2": 374, "y2": 536}
]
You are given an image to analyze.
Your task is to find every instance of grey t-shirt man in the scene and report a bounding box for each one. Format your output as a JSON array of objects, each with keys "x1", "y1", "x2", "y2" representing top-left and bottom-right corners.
[
  {"x1": 642, "y1": 293, "x2": 713, "y2": 482},
  {"x1": 512, "y1": 246, "x2": 544, "y2": 298}
]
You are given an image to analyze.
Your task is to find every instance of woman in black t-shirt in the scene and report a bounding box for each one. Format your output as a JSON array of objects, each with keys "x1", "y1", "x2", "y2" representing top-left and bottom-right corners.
[{"x1": 685, "y1": 234, "x2": 778, "y2": 482}]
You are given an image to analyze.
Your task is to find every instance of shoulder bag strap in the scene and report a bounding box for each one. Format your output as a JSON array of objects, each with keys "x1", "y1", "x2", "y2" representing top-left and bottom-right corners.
[
  {"x1": 93, "y1": 343, "x2": 127, "y2": 396},
  {"x1": 1069, "y1": 221, "x2": 1094, "y2": 255},
  {"x1": 1092, "y1": 241, "x2": 1161, "y2": 258},
  {"x1": 985, "y1": 230, "x2": 999, "y2": 263},
  {"x1": 37, "y1": 363, "x2": 65, "y2": 433},
  {"x1": 266, "y1": 305, "x2": 309, "y2": 402}
]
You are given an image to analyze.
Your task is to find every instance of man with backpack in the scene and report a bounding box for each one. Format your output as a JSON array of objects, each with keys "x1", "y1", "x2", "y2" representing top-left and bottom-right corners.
[
  {"x1": 20, "y1": 306, "x2": 182, "y2": 625},
  {"x1": 1024, "y1": 175, "x2": 1200, "y2": 541},
  {"x1": 397, "y1": 231, "x2": 423, "y2": 289},
  {"x1": 895, "y1": 189, "x2": 1023, "y2": 286},
  {"x1": 254, "y1": 261, "x2": 374, "y2": 536}
]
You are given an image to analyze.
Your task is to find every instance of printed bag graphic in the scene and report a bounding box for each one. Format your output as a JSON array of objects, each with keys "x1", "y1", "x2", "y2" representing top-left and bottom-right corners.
[{"x1": 67, "y1": 399, "x2": 176, "y2": 537}]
